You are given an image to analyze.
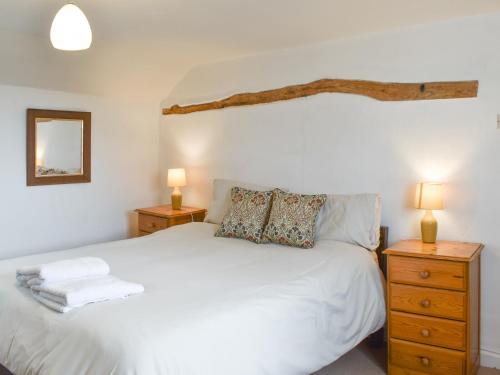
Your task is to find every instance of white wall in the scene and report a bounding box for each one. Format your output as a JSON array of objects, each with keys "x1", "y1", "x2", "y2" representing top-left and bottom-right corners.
[
  {"x1": 160, "y1": 13, "x2": 500, "y2": 366},
  {"x1": 0, "y1": 84, "x2": 160, "y2": 259},
  {"x1": 0, "y1": 26, "x2": 170, "y2": 260}
]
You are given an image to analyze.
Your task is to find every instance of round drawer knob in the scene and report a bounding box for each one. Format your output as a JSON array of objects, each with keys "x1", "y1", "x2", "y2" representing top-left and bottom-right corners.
[
  {"x1": 419, "y1": 270, "x2": 430, "y2": 279},
  {"x1": 149, "y1": 222, "x2": 157, "y2": 228},
  {"x1": 421, "y1": 329, "x2": 430, "y2": 337},
  {"x1": 420, "y1": 299, "x2": 431, "y2": 308},
  {"x1": 420, "y1": 357, "x2": 431, "y2": 367}
]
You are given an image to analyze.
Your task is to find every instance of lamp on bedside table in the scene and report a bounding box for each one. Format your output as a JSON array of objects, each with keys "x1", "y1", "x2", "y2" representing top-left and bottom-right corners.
[
  {"x1": 168, "y1": 168, "x2": 186, "y2": 210},
  {"x1": 414, "y1": 182, "x2": 444, "y2": 244}
]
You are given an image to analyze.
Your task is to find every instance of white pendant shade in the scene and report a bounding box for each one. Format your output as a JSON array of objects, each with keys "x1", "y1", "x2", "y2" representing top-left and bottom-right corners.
[{"x1": 50, "y1": 3, "x2": 92, "y2": 51}]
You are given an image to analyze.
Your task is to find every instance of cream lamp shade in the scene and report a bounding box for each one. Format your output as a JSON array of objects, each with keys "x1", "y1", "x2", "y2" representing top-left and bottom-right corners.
[
  {"x1": 167, "y1": 168, "x2": 186, "y2": 210},
  {"x1": 167, "y1": 168, "x2": 187, "y2": 188},
  {"x1": 50, "y1": 3, "x2": 93, "y2": 51},
  {"x1": 415, "y1": 182, "x2": 444, "y2": 210},
  {"x1": 415, "y1": 182, "x2": 444, "y2": 244}
]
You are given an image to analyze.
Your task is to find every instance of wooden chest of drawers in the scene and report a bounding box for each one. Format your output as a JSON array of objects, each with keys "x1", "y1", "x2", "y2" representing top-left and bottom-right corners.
[
  {"x1": 384, "y1": 240, "x2": 483, "y2": 375},
  {"x1": 135, "y1": 204, "x2": 206, "y2": 236}
]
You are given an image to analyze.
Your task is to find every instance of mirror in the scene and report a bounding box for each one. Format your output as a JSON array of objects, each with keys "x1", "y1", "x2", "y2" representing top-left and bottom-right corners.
[
  {"x1": 36, "y1": 119, "x2": 84, "y2": 177},
  {"x1": 27, "y1": 109, "x2": 91, "y2": 186}
]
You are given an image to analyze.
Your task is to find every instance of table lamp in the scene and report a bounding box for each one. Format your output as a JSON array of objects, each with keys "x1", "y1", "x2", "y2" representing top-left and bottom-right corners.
[
  {"x1": 168, "y1": 168, "x2": 186, "y2": 210},
  {"x1": 415, "y1": 182, "x2": 444, "y2": 243}
]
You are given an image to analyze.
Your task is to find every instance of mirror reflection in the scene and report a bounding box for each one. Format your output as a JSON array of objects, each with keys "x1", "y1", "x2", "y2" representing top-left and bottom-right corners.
[{"x1": 35, "y1": 118, "x2": 84, "y2": 177}]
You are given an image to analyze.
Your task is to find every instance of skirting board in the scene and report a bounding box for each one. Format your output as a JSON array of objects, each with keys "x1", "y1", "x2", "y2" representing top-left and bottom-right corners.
[{"x1": 482, "y1": 349, "x2": 500, "y2": 369}]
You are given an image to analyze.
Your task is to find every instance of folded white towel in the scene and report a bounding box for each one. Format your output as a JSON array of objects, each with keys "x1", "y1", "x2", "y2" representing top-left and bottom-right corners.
[
  {"x1": 16, "y1": 257, "x2": 110, "y2": 287},
  {"x1": 31, "y1": 275, "x2": 144, "y2": 313},
  {"x1": 32, "y1": 293, "x2": 74, "y2": 313}
]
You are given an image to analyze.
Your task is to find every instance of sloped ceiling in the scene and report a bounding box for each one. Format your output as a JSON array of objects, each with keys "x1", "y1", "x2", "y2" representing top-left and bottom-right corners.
[{"x1": 1, "y1": 0, "x2": 500, "y2": 100}]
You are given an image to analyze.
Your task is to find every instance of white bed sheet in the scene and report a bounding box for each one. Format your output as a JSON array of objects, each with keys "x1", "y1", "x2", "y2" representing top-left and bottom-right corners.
[{"x1": 0, "y1": 222, "x2": 385, "y2": 375}]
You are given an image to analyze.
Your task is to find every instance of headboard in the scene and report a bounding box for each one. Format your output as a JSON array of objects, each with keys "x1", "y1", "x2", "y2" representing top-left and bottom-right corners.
[{"x1": 376, "y1": 226, "x2": 389, "y2": 276}]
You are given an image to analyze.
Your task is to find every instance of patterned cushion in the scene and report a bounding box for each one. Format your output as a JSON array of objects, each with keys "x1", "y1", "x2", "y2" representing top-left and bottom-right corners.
[
  {"x1": 215, "y1": 187, "x2": 274, "y2": 243},
  {"x1": 263, "y1": 190, "x2": 327, "y2": 249}
]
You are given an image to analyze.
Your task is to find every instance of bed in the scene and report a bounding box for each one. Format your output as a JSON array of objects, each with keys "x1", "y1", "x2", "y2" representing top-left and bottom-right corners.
[{"x1": 0, "y1": 222, "x2": 386, "y2": 375}]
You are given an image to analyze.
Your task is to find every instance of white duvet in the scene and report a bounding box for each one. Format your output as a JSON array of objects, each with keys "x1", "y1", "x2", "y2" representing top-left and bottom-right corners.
[{"x1": 0, "y1": 223, "x2": 385, "y2": 375}]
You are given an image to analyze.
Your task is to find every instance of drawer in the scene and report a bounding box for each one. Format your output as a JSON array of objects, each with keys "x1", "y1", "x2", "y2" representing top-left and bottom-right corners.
[
  {"x1": 138, "y1": 214, "x2": 168, "y2": 233},
  {"x1": 390, "y1": 284, "x2": 466, "y2": 320},
  {"x1": 138, "y1": 231, "x2": 151, "y2": 237},
  {"x1": 390, "y1": 311, "x2": 466, "y2": 350},
  {"x1": 389, "y1": 256, "x2": 466, "y2": 291},
  {"x1": 192, "y1": 211, "x2": 206, "y2": 222},
  {"x1": 167, "y1": 215, "x2": 193, "y2": 227},
  {"x1": 390, "y1": 338, "x2": 465, "y2": 375},
  {"x1": 389, "y1": 364, "x2": 430, "y2": 375}
]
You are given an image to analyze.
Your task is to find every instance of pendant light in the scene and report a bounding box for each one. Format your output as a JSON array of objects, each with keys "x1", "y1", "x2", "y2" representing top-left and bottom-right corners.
[{"x1": 50, "y1": 3, "x2": 92, "y2": 51}]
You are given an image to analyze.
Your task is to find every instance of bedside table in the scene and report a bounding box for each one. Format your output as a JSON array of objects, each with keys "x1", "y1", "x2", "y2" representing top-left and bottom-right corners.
[
  {"x1": 135, "y1": 205, "x2": 207, "y2": 236},
  {"x1": 384, "y1": 240, "x2": 483, "y2": 375}
]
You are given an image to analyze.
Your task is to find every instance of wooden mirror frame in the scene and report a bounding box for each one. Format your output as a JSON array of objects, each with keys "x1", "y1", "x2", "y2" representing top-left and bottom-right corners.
[{"x1": 27, "y1": 109, "x2": 91, "y2": 186}]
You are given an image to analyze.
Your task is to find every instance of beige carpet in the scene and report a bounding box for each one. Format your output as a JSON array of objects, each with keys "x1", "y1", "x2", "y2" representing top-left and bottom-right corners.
[{"x1": 313, "y1": 341, "x2": 500, "y2": 375}]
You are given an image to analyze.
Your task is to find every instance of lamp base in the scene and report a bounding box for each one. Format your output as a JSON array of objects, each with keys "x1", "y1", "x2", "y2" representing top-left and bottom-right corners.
[
  {"x1": 421, "y1": 210, "x2": 438, "y2": 244},
  {"x1": 171, "y1": 187, "x2": 182, "y2": 210}
]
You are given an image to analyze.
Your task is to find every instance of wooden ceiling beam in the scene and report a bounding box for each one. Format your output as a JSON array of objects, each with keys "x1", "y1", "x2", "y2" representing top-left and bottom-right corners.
[{"x1": 163, "y1": 79, "x2": 478, "y2": 115}]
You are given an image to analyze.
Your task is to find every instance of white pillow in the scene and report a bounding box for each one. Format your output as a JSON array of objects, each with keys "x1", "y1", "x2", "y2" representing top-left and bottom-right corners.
[
  {"x1": 205, "y1": 179, "x2": 283, "y2": 225},
  {"x1": 315, "y1": 194, "x2": 382, "y2": 250}
]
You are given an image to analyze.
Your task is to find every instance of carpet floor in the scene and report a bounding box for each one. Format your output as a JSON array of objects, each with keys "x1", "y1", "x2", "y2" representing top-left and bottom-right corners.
[
  {"x1": 1, "y1": 341, "x2": 498, "y2": 375},
  {"x1": 313, "y1": 341, "x2": 500, "y2": 375}
]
